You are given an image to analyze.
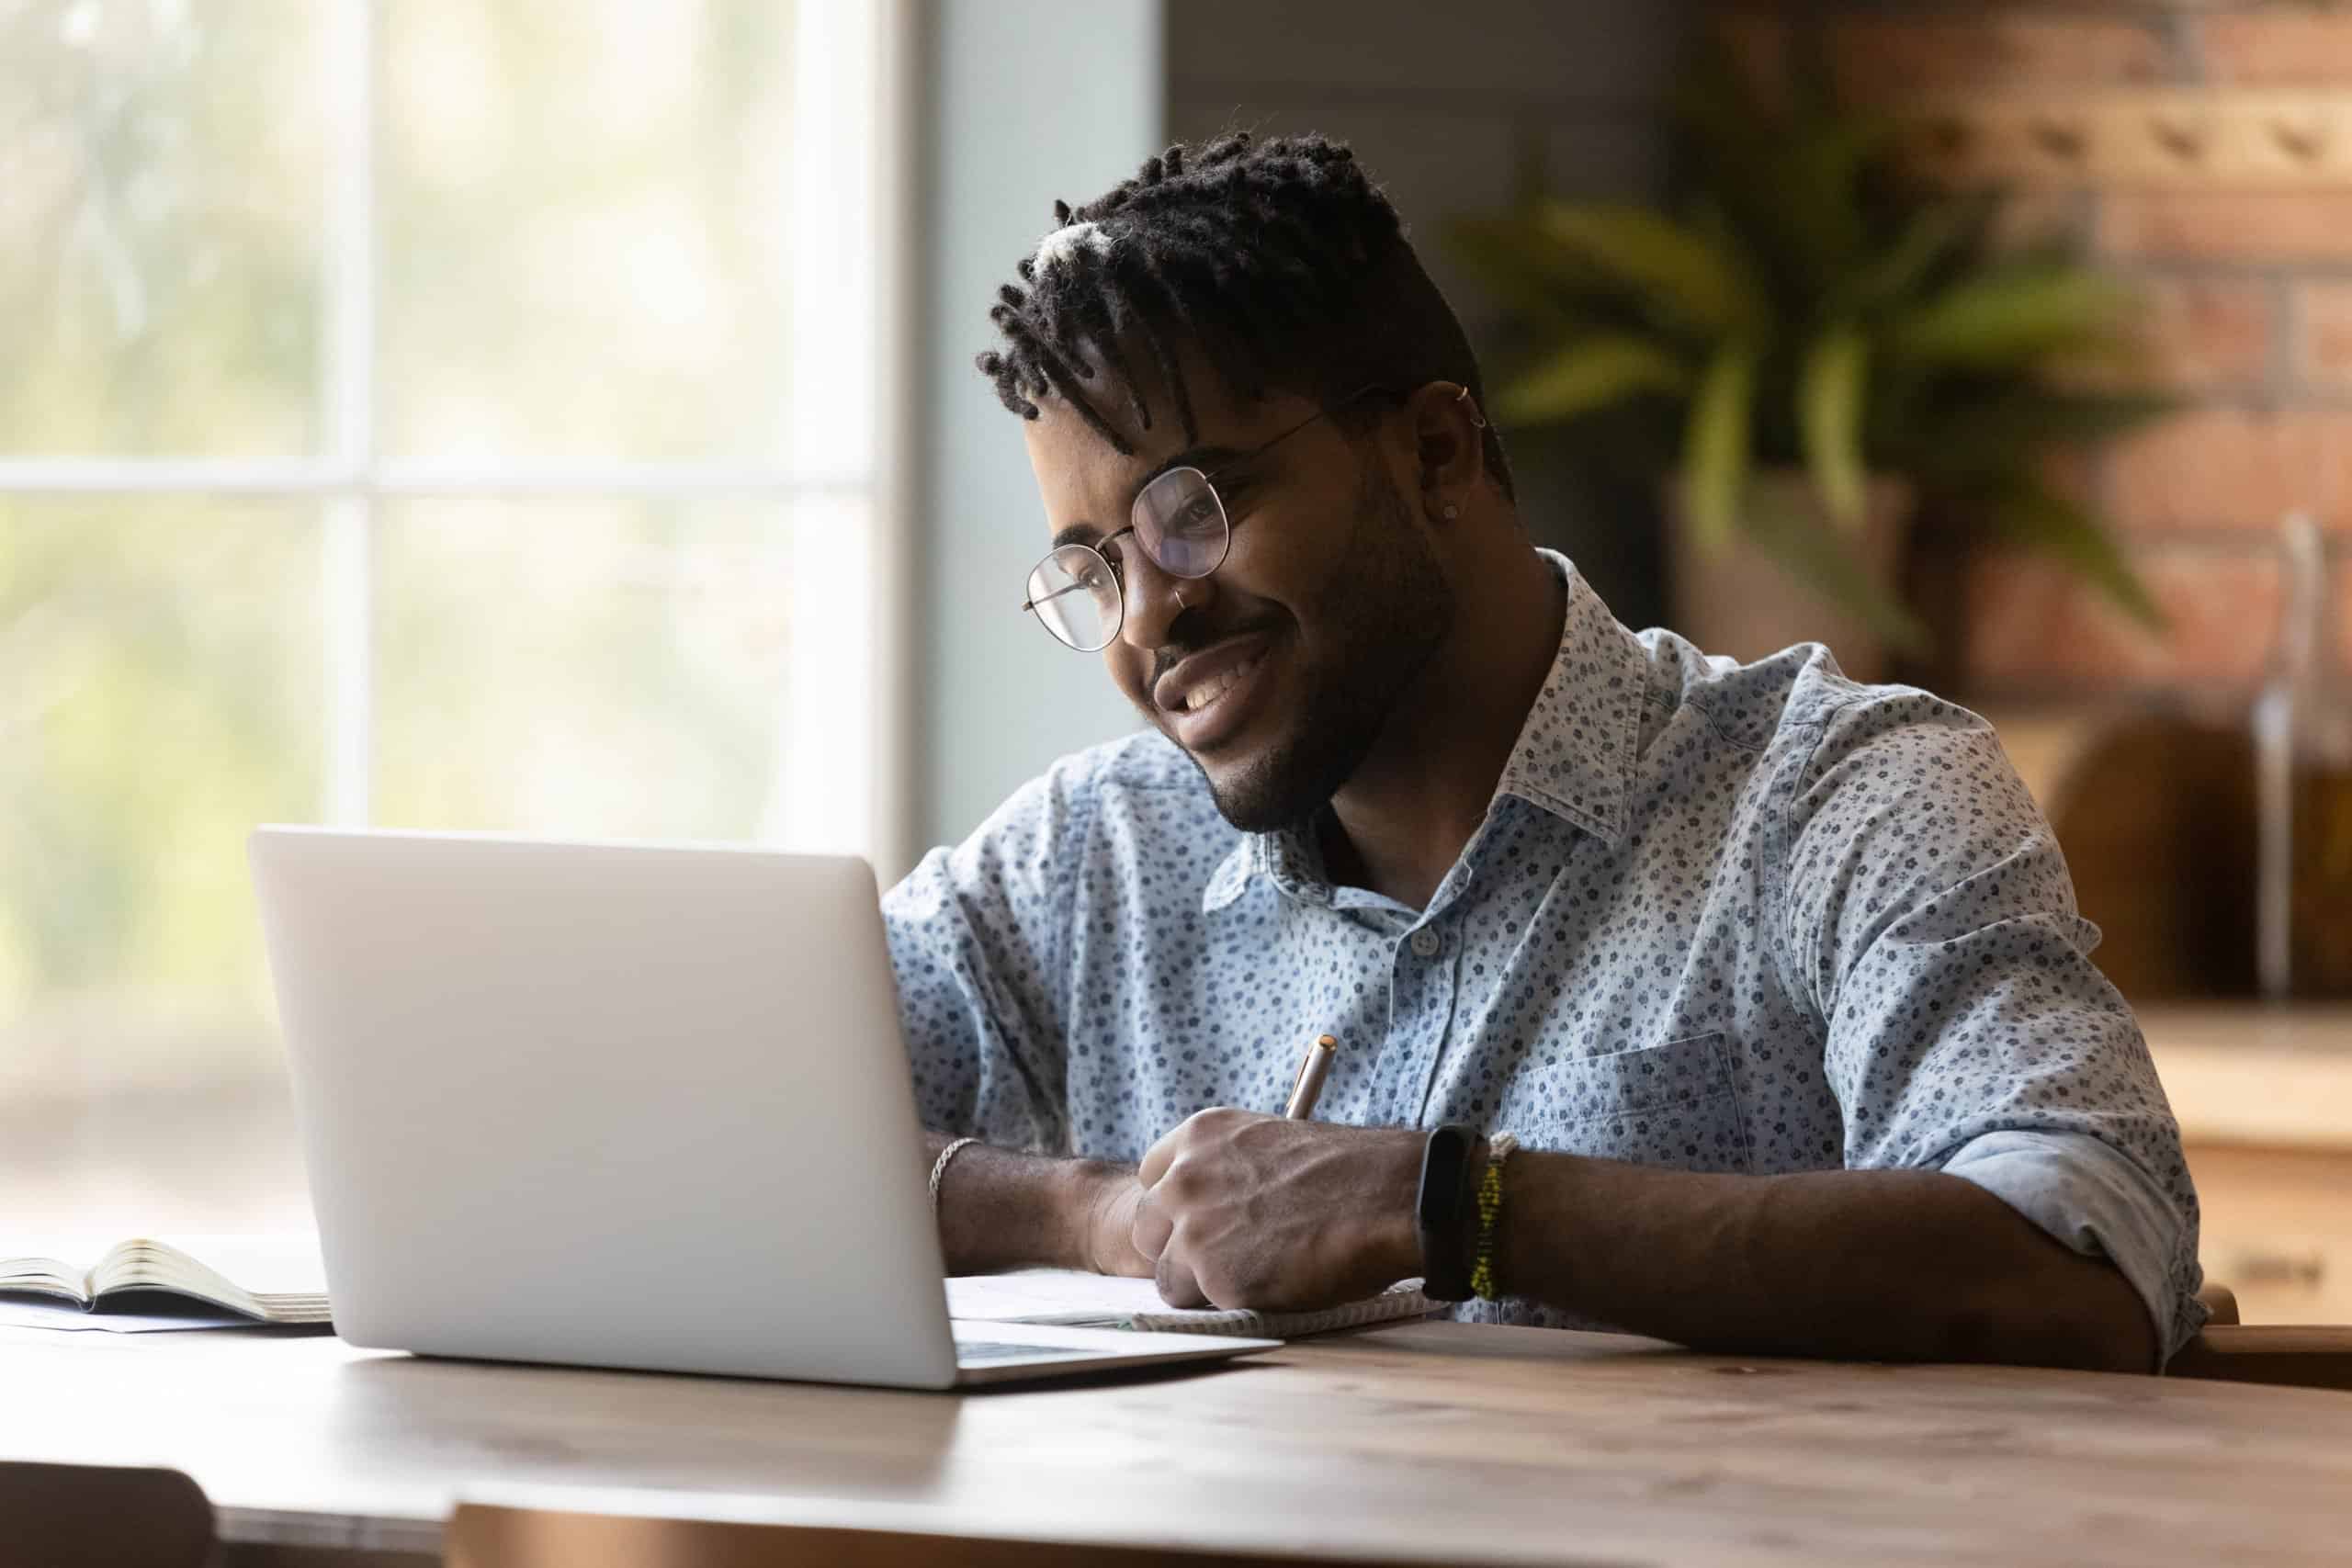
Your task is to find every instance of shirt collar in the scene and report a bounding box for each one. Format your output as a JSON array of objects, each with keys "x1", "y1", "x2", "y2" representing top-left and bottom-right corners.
[
  {"x1": 1201, "y1": 550, "x2": 1645, "y2": 914},
  {"x1": 1201, "y1": 813, "x2": 1332, "y2": 914},
  {"x1": 1492, "y1": 550, "x2": 1648, "y2": 845},
  {"x1": 1202, "y1": 835, "x2": 1263, "y2": 913}
]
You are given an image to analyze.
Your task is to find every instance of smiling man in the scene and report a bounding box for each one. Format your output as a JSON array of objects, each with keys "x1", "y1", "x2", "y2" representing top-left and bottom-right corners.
[{"x1": 885, "y1": 133, "x2": 2203, "y2": 1371}]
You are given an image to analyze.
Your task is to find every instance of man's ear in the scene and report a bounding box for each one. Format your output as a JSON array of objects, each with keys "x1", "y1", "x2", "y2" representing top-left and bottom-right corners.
[{"x1": 1405, "y1": 380, "x2": 1488, "y2": 523}]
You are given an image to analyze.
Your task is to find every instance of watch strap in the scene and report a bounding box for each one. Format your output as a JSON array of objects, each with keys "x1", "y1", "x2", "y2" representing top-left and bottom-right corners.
[{"x1": 1415, "y1": 1122, "x2": 1478, "y2": 1301}]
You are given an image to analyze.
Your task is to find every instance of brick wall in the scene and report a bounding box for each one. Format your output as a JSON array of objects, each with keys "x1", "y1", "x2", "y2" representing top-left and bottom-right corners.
[{"x1": 1725, "y1": 2, "x2": 2352, "y2": 701}]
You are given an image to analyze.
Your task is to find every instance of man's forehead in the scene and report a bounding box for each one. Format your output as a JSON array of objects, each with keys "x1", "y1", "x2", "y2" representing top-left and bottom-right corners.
[
  {"x1": 1020, "y1": 373, "x2": 1317, "y2": 526},
  {"x1": 1022, "y1": 396, "x2": 1240, "y2": 541},
  {"x1": 1019, "y1": 409, "x2": 1149, "y2": 544}
]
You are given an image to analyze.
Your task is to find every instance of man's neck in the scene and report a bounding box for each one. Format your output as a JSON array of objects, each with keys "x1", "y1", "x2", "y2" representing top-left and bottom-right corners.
[{"x1": 1319, "y1": 544, "x2": 1566, "y2": 911}]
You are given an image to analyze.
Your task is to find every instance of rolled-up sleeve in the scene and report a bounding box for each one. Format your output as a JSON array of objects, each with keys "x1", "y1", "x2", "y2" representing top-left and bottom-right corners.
[
  {"x1": 1778, "y1": 691, "x2": 2208, "y2": 1360},
  {"x1": 1941, "y1": 1129, "x2": 2193, "y2": 1364}
]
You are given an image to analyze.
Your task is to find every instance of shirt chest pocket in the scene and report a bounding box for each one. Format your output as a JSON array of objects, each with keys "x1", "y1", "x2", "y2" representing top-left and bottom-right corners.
[{"x1": 1508, "y1": 1031, "x2": 1750, "y2": 1174}]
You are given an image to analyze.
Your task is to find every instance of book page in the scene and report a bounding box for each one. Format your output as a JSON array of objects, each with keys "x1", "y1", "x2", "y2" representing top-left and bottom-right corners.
[
  {"x1": 90, "y1": 1235, "x2": 331, "y2": 1322},
  {"x1": 110, "y1": 1235, "x2": 326, "y2": 1294},
  {"x1": 1, "y1": 1232, "x2": 136, "y2": 1305},
  {"x1": 0, "y1": 1256, "x2": 92, "y2": 1307}
]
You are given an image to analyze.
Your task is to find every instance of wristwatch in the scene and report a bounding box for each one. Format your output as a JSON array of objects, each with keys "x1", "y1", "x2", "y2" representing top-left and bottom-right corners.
[{"x1": 1415, "y1": 1122, "x2": 1479, "y2": 1301}]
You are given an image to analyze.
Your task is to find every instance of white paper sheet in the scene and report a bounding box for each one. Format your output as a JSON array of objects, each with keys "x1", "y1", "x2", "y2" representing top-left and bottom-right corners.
[{"x1": 944, "y1": 1269, "x2": 1185, "y2": 1325}]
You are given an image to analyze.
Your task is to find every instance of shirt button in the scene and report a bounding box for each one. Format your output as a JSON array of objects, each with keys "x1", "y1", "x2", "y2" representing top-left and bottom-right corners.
[{"x1": 1409, "y1": 928, "x2": 1442, "y2": 958}]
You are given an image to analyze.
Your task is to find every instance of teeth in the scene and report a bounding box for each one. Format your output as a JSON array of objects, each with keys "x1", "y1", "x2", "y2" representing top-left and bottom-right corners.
[{"x1": 1181, "y1": 654, "x2": 1261, "y2": 714}]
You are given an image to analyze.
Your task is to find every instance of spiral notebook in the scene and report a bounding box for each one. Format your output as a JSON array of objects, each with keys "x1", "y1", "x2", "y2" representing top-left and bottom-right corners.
[{"x1": 946, "y1": 1269, "x2": 1439, "y2": 1337}]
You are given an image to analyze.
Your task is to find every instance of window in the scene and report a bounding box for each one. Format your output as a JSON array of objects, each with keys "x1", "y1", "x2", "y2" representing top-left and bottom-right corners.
[{"x1": 1, "y1": 0, "x2": 905, "y2": 1233}]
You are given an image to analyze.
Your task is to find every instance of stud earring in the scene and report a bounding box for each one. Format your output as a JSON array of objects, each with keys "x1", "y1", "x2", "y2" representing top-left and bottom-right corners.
[{"x1": 1442, "y1": 502, "x2": 1459, "y2": 521}]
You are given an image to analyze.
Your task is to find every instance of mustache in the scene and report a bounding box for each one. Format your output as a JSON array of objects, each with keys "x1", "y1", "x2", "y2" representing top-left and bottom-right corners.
[{"x1": 1148, "y1": 617, "x2": 1282, "y2": 685}]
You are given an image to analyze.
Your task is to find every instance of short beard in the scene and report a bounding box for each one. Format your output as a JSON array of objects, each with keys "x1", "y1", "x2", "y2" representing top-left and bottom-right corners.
[{"x1": 1201, "y1": 461, "x2": 1453, "y2": 834}]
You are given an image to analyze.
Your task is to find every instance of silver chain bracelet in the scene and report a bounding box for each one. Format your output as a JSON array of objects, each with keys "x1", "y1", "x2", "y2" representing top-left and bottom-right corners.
[{"x1": 927, "y1": 1135, "x2": 981, "y2": 1215}]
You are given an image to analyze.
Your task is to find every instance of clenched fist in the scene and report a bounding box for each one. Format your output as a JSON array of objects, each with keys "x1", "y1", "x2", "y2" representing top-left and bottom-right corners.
[{"x1": 1129, "y1": 1108, "x2": 1423, "y2": 1310}]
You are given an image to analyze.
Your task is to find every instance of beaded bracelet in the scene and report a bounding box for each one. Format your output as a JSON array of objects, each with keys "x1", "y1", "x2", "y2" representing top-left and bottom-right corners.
[{"x1": 1468, "y1": 1133, "x2": 1519, "y2": 1302}]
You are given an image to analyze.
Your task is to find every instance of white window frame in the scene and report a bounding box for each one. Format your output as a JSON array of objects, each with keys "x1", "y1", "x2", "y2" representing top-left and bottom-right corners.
[{"x1": 0, "y1": 0, "x2": 914, "y2": 879}]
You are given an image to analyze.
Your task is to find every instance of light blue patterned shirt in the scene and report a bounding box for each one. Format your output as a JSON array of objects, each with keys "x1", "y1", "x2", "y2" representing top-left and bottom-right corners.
[{"x1": 885, "y1": 552, "x2": 2205, "y2": 1357}]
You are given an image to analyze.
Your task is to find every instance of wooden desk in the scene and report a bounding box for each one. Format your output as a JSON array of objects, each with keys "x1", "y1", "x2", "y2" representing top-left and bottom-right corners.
[{"x1": 6, "y1": 1321, "x2": 2350, "y2": 1567}]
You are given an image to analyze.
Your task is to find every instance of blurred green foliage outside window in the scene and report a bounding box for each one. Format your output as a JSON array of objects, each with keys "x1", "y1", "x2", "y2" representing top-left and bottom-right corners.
[{"x1": 1, "y1": 0, "x2": 879, "y2": 1232}]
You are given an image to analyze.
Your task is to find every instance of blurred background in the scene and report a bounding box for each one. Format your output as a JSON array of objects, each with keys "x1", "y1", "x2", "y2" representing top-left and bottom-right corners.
[{"x1": 4, "y1": 1, "x2": 2347, "y2": 1321}]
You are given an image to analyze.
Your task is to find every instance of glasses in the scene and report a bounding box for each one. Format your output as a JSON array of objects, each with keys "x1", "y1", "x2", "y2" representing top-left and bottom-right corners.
[{"x1": 1020, "y1": 385, "x2": 1390, "y2": 652}]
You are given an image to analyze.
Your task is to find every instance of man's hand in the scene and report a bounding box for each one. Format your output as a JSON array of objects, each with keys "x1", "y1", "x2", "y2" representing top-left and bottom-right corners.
[{"x1": 1130, "y1": 1109, "x2": 1423, "y2": 1310}]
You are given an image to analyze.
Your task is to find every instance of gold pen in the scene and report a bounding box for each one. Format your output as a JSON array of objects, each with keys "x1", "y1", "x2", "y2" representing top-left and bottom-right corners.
[{"x1": 1284, "y1": 1033, "x2": 1339, "y2": 1120}]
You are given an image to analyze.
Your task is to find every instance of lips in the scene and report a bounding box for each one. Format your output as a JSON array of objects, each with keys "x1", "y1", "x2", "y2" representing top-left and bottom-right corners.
[
  {"x1": 1153, "y1": 631, "x2": 1278, "y2": 750},
  {"x1": 1154, "y1": 632, "x2": 1275, "y2": 716}
]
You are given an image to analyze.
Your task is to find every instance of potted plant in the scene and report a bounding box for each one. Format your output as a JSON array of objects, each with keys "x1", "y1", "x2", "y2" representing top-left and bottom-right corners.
[{"x1": 1445, "y1": 41, "x2": 2170, "y2": 679}]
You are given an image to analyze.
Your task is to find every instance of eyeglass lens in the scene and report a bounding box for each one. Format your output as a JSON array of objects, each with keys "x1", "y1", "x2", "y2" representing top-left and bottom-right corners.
[
  {"x1": 1131, "y1": 467, "x2": 1230, "y2": 577},
  {"x1": 1025, "y1": 545, "x2": 1120, "y2": 651},
  {"x1": 1025, "y1": 468, "x2": 1230, "y2": 650}
]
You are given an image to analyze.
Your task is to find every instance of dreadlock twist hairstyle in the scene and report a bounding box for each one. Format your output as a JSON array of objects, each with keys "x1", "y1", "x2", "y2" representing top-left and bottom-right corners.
[{"x1": 976, "y1": 131, "x2": 1514, "y2": 500}]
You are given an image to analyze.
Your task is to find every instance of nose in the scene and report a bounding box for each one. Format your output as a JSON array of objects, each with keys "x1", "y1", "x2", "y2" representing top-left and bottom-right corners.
[{"x1": 1116, "y1": 547, "x2": 1210, "y2": 653}]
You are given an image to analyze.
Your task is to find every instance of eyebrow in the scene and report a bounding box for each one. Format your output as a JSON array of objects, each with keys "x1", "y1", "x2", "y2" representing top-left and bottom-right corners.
[{"x1": 1048, "y1": 445, "x2": 1250, "y2": 552}]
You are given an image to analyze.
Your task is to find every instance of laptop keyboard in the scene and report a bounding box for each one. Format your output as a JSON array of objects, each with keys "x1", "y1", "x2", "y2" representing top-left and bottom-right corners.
[{"x1": 956, "y1": 1338, "x2": 1096, "y2": 1364}]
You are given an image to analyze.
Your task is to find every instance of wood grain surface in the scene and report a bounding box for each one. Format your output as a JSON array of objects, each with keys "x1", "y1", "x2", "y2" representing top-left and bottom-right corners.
[{"x1": 6, "y1": 1317, "x2": 2351, "y2": 1566}]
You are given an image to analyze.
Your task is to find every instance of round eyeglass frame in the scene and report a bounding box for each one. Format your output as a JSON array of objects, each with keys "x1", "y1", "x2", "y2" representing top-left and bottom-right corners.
[
  {"x1": 1018, "y1": 384, "x2": 1419, "y2": 652},
  {"x1": 1021, "y1": 469, "x2": 1232, "y2": 652}
]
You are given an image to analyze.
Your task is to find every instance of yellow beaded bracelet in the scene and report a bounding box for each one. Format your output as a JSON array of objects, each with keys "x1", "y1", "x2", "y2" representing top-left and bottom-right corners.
[{"x1": 1468, "y1": 1133, "x2": 1519, "y2": 1302}]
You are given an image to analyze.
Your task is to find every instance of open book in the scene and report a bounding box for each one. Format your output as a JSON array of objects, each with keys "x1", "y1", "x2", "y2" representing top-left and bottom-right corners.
[
  {"x1": 0, "y1": 1236, "x2": 331, "y2": 1327},
  {"x1": 947, "y1": 1269, "x2": 1439, "y2": 1338}
]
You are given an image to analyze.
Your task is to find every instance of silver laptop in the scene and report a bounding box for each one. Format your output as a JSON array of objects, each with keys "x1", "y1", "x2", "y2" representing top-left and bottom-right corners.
[{"x1": 247, "y1": 827, "x2": 1276, "y2": 1388}]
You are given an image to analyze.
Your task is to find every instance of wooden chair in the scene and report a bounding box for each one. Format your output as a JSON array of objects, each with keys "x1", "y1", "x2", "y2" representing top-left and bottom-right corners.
[
  {"x1": 2168, "y1": 1279, "x2": 2352, "y2": 1391},
  {"x1": 0, "y1": 1461, "x2": 214, "y2": 1568},
  {"x1": 444, "y1": 1503, "x2": 1381, "y2": 1568}
]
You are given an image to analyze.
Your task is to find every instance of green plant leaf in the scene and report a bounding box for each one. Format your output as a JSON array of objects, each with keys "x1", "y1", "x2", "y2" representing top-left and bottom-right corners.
[
  {"x1": 1682, "y1": 346, "x2": 1756, "y2": 553},
  {"x1": 1744, "y1": 483, "x2": 1933, "y2": 655},
  {"x1": 1438, "y1": 216, "x2": 1589, "y2": 334},
  {"x1": 1670, "y1": 42, "x2": 1887, "y2": 298},
  {"x1": 1493, "y1": 334, "x2": 1693, "y2": 425},
  {"x1": 1840, "y1": 192, "x2": 1994, "y2": 315},
  {"x1": 1891, "y1": 265, "x2": 2139, "y2": 370},
  {"x1": 1980, "y1": 479, "x2": 2166, "y2": 631},
  {"x1": 1798, "y1": 325, "x2": 1870, "y2": 531},
  {"x1": 1770, "y1": 120, "x2": 1886, "y2": 288},
  {"x1": 1891, "y1": 389, "x2": 2179, "y2": 483},
  {"x1": 1534, "y1": 201, "x2": 1762, "y2": 338}
]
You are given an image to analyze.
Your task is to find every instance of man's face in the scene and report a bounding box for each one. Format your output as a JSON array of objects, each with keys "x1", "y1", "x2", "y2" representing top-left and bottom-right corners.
[{"x1": 1022, "y1": 377, "x2": 1455, "y2": 831}]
